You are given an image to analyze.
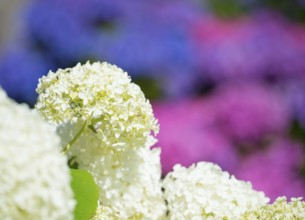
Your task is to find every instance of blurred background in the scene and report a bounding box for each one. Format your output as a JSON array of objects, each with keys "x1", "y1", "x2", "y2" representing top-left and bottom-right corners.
[{"x1": 1, "y1": 0, "x2": 305, "y2": 201}]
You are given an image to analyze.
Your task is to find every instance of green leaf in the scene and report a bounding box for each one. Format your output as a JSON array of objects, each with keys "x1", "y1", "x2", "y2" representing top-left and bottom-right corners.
[
  {"x1": 289, "y1": 120, "x2": 305, "y2": 144},
  {"x1": 70, "y1": 169, "x2": 99, "y2": 220}
]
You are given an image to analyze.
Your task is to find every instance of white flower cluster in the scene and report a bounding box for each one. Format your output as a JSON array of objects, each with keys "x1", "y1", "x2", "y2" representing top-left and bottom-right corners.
[
  {"x1": 240, "y1": 196, "x2": 305, "y2": 219},
  {"x1": 163, "y1": 162, "x2": 269, "y2": 220},
  {"x1": 58, "y1": 121, "x2": 166, "y2": 219},
  {"x1": 90, "y1": 203, "x2": 119, "y2": 220},
  {"x1": 35, "y1": 61, "x2": 301, "y2": 220},
  {"x1": 36, "y1": 61, "x2": 159, "y2": 150},
  {"x1": 0, "y1": 88, "x2": 75, "y2": 220},
  {"x1": 36, "y1": 62, "x2": 166, "y2": 219},
  {"x1": 91, "y1": 146, "x2": 166, "y2": 219}
]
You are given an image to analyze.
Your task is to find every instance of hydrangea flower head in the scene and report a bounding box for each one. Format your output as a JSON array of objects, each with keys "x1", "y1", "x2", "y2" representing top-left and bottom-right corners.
[
  {"x1": 36, "y1": 61, "x2": 159, "y2": 150},
  {"x1": 234, "y1": 139, "x2": 305, "y2": 201},
  {"x1": 153, "y1": 99, "x2": 238, "y2": 174},
  {"x1": 240, "y1": 197, "x2": 305, "y2": 219},
  {"x1": 36, "y1": 62, "x2": 165, "y2": 218},
  {"x1": 163, "y1": 162, "x2": 269, "y2": 219},
  {"x1": 209, "y1": 83, "x2": 290, "y2": 144},
  {"x1": 0, "y1": 88, "x2": 75, "y2": 220}
]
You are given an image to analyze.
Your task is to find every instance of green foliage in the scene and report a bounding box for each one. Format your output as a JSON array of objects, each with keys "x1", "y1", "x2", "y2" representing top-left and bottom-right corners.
[
  {"x1": 289, "y1": 120, "x2": 305, "y2": 177},
  {"x1": 289, "y1": 120, "x2": 305, "y2": 144},
  {"x1": 207, "y1": 0, "x2": 305, "y2": 22},
  {"x1": 207, "y1": 0, "x2": 248, "y2": 18},
  {"x1": 264, "y1": 0, "x2": 305, "y2": 22},
  {"x1": 70, "y1": 169, "x2": 99, "y2": 220},
  {"x1": 134, "y1": 76, "x2": 163, "y2": 100}
]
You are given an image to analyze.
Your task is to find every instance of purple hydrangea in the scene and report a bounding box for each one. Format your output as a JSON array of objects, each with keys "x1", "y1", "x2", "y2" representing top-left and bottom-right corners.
[
  {"x1": 279, "y1": 78, "x2": 305, "y2": 128},
  {"x1": 191, "y1": 13, "x2": 305, "y2": 82},
  {"x1": 24, "y1": 0, "x2": 201, "y2": 71},
  {"x1": 25, "y1": 0, "x2": 98, "y2": 65},
  {"x1": 19, "y1": 0, "x2": 206, "y2": 98}
]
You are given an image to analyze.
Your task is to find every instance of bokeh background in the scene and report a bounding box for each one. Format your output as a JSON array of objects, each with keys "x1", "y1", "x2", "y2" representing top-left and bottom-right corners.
[{"x1": 1, "y1": 0, "x2": 305, "y2": 202}]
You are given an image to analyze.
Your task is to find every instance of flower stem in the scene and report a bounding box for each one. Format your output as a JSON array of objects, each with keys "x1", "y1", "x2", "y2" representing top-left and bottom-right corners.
[{"x1": 62, "y1": 120, "x2": 88, "y2": 153}]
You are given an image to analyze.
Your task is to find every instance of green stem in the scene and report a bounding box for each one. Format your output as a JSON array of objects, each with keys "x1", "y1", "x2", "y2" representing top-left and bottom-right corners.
[{"x1": 62, "y1": 120, "x2": 88, "y2": 154}]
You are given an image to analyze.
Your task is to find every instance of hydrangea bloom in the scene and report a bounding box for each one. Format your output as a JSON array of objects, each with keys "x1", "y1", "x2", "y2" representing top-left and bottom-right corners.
[
  {"x1": 36, "y1": 61, "x2": 158, "y2": 150},
  {"x1": 39, "y1": 61, "x2": 166, "y2": 218},
  {"x1": 0, "y1": 47, "x2": 52, "y2": 105},
  {"x1": 25, "y1": 0, "x2": 97, "y2": 65},
  {"x1": 208, "y1": 83, "x2": 290, "y2": 145},
  {"x1": 163, "y1": 162, "x2": 269, "y2": 219},
  {"x1": 282, "y1": 79, "x2": 305, "y2": 128},
  {"x1": 192, "y1": 14, "x2": 305, "y2": 81},
  {"x1": 240, "y1": 197, "x2": 305, "y2": 219},
  {"x1": 58, "y1": 121, "x2": 166, "y2": 219},
  {"x1": 25, "y1": 0, "x2": 201, "y2": 73},
  {"x1": 18, "y1": 0, "x2": 207, "y2": 99},
  {"x1": 153, "y1": 99, "x2": 238, "y2": 174},
  {"x1": 234, "y1": 139, "x2": 305, "y2": 201},
  {"x1": 0, "y1": 88, "x2": 74, "y2": 219}
]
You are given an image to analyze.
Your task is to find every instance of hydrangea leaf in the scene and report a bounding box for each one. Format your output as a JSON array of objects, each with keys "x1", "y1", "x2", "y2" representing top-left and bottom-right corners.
[{"x1": 70, "y1": 169, "x2": 99, "y2": 220}]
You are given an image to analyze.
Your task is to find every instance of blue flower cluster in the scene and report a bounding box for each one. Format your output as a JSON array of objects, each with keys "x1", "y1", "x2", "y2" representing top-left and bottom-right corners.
[{"x1": 0, "y1": 0, "x2": 207, "y2": 104}]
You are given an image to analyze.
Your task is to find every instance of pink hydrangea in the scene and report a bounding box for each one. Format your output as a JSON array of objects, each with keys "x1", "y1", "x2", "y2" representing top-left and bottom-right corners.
[
  {"x1": 153, "y1": 99, "x2": 238, "y2": 174},
  {"x1": 208, "y1": 83, "x2": 290, "y2": 146},
  {"x1": 234, "y1": 139, "x2": 305, "y2": 201}
]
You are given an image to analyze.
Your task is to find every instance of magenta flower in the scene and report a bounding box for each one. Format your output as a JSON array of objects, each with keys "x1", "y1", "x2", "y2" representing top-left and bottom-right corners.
[
  {"x1": 234, "y1": 139, "x2": 305, "y2": 201},
  {"x1": 153, "y1": 99, "x2": 238, "y2": 174},
  {"x1": 208, "y1": 83, "x2": 290, "y2": 146}
]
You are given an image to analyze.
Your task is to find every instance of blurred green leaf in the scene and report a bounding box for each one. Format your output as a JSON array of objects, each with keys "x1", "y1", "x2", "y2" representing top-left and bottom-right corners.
[
  {"x1": 289, "y1": 121, "x2": 305, "y2": 177},
  {"x1": 207, "y1": 0, "x2": 305, "y2": 22},
  {"x1": 70, "y1": 169, "x2": 99, "y2": 220},
  {"x1": 134, "y1": 76, "x2": 163, "y2": 100},
  {"x1": 264, "y1": 0, "x2": 305, "y2": 22},
  {"x1": 289, "y1": 120, "x2": 305, "y2": 144},
  {"x1": 207, "y1": 0, "x2": 248, "y2": 18}
]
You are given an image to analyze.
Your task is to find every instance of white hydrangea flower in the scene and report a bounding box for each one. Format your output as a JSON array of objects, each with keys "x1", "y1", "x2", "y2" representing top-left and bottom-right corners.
[
  {"x1": 240, "y1": 196, "x2": 305, "y2": 220},
  {"x1": 58, "y1": 121, "x2": 166, "y2": 219},
  {"x1": 90, "y1": 203, "x2": 119, "y2": 220},
  {"x1": 36, "y1": 61, "x2": 165, "y2": 218},
  {"x1": 0, "y1": 88, "x2": 7, "y2": 102},
  {"x1": 163, "y1": 162, "x2": 269, "y2": 220},
  {"x1": 36, "y1": 61, "x2": 159, "y2": 150},
  {"x1": 91, "y1": 203, "x2": 146, "y2": 220},
  {"x1": 0, "y1": 88, "x2": 75, "y2": 220}
]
